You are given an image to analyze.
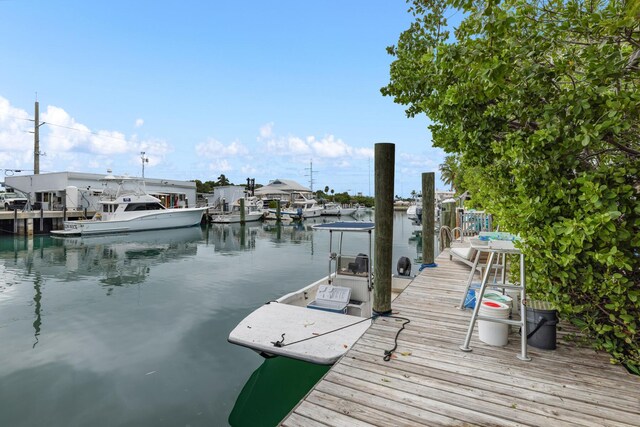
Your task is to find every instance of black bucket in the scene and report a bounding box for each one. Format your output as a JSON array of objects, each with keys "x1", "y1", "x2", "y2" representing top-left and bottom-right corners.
[{"x1": 526, "y1": 301, "x2": 558, "y2": 350}]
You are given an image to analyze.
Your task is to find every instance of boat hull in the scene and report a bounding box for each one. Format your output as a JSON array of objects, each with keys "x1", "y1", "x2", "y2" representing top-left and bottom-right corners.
[
  {"x1": 210, "y1": 212, "x2": 264, "y2": 223},
  {"x1": 51, "y1": 207, "x2": 206, "y2": 236},
  {"x1": 338, "y1": 207, "x2": 357, "y2": 216}
]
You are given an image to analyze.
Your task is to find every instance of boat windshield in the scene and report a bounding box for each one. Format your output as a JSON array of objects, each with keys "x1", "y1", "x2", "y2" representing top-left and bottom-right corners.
[{"x1": 124, "y1": 203, "x2": 166, "y2": 211}]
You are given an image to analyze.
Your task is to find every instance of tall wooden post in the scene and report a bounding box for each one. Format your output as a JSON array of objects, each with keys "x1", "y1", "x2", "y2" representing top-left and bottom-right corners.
[
  {"x1": 373, "y1": 143, "x2": 394, "y2": 315},
  {"x1": 421, "y1": 172, "x2": 436, "y2": 267},
  {"x1": 240, "y1": 198, "x2": 246, "y2": 224}
]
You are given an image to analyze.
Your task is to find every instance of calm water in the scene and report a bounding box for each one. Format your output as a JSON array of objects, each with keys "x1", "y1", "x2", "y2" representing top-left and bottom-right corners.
[{"x1": 0, "y1": 212, "x2": 425, "y2": 427}]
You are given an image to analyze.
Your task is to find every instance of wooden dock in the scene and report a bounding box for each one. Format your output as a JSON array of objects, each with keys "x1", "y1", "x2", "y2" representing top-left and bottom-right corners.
[{"x1": 281, "y1": 249, "x2": 639, "y2": 426}]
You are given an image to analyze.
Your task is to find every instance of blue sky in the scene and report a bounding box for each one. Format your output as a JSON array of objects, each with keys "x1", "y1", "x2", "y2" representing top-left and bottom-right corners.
[{"x1": 0, "y1": 0, "x2": 446, "y2": 197}]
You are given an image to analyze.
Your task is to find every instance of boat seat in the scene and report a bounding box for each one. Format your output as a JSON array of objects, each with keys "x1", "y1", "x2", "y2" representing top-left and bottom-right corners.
[{"x1": 307, "y1": 285, "x2": 351, "y2": 314}]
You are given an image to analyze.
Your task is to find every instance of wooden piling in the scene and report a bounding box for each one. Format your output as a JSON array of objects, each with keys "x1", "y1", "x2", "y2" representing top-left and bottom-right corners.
[
  {"x1": 240, "y1": 198, "x2": 246, "y2": 224},
  {"x1": 373, "y1": 143, "x2": 394, "y2": 315},
  {"x1": 276, "y1": 200, "x2": 281, "y2": 222},
  {"x1": 421, "y1": 172, "x2": 435, "y2": 266}
]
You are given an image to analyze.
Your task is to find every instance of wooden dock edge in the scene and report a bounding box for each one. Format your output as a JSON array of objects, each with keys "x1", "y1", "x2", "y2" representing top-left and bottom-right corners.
[{"x1": 280, "y1": 249, "x2": 639, "y2": 427}]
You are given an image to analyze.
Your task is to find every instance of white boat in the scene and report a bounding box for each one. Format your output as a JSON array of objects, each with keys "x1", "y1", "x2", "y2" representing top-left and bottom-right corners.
[
  {"x1": 263, "y1": 210, "x2": 294, "y2": 222},
  {"x1": 351, "y1": 204, "x2": 369, "y2": 216},
  {"x1": 290, "y1": 192, "x2": 323, "y2": 218},
  {"x1": 51, "y1": 176, "x2": 206, "y2": 236},
  {"x1": 320, "y1": 202, "x2": 359, "y2": 217},
  {"x1": 266, "y1": 207, "x2": 303, "y2": 220},
  {"x1": 338, "y1": 206, "x2": 357, "y2": 216},
  {"x1": 407, "y1": 203, "x2": 419, "y2": 221},
  {"x1": 210, "y1": 196, "x2": 264, "y2": 223},
  {"x1": 320, "y1": 202, "x2": 342, "y2": 216},
  {"x1": 228, "y1": 221, "x2": 376, "y2": 365}
]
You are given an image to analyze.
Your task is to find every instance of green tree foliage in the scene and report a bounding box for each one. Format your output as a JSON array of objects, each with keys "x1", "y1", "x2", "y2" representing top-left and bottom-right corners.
[
  {"x1": 439, "y1": 155, "x2": 460, "y2": 191},
  {"x1": 217, "y1": 174, "x2": 231, "y2": 186},
  {"x1": 383, "y1": 0, "x2": 639, "y2": 372},
  {"x1": 193, "y1": 179, "x2": 215, "y2": 193}
]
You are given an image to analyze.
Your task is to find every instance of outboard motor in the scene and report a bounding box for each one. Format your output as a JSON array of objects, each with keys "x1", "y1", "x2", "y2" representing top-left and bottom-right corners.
[
  {"x1": 397, "y1": 256, "x2": 411, "y2": 276},
  {"x1": 349, "y1": 253, "x2": 369, "y2": 274}
]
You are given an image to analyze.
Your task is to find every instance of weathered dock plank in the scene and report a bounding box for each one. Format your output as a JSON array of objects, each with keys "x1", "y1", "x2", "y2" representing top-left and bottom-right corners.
[{"x1": 281, "y1": 249, "x2": 639, "y2": 426}]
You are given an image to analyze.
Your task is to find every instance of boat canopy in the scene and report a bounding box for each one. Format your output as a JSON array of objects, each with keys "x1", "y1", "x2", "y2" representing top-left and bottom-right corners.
[{"x1": 312, "y1": 221, "x2": 374, "y2": 232}]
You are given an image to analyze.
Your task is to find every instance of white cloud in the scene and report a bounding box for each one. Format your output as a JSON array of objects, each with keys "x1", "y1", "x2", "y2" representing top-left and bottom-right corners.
[
  {"x1": 0, "y1": 97, "x2": 35, "y2": 157},
  {"x1": 195, "y1": 138, "x2": 248, "y2": 158},
  {"x1": 208, "y1": 159, "x2": 232, "y2": 173},
  {"x1": 135, "y1": 118, "x2": 144, "y2": 128},
  {"x1": 136, "y1": 138, "x2": 172, "y2": 169},
  {"x1": 240, "y1": 165, "x2": 257, "y2": 174},
  {"x1": 257, "y1": 123, "x2": 372, "y2": 161},
  {"x1": 38, "y1": 105, "x2": 169, "y2": 160},
  {"x1": 259, "y1": 122, "x2": 274, "y2": 139},
  {"x1": 397, "y1": 152, "x2": 442, "y2": 171}
]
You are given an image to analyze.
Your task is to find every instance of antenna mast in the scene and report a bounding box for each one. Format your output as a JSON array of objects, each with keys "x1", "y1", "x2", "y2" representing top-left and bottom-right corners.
[{"x1": 305, "y1": 159, "x2": 316, "y2": 192}]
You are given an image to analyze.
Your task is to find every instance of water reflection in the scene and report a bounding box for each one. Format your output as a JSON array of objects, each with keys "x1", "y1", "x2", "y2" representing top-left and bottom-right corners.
[
  {"x1": 0, "y1": 213, "x2": 422, "y2": 427},
  {"x1": 53, "y1": 227, "x2": 203, "y2": 290},
  {"x1": 32, "y1": 275, "x2": 42, "y2": 348},
  {"x1": 205, "y1": 222, "x2": 261, "y2": 253},
  {"x1": 228, "y1": 357, "x2": 330, "y2": 427}
]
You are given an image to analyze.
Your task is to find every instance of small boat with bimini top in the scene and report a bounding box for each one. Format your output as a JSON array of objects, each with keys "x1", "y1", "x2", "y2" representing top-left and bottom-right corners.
[
  {"x1": 228, "y1": 221, "x2": 377, "y2": 365},
  {"x1": 209, "y1": 196, "x2": 264, "y2": 223},
  {"x1": 51, "y1": 175, "x2": 207, "y2": 236}
]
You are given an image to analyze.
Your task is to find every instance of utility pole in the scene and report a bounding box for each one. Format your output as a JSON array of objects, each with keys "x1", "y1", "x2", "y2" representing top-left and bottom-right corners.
[
  {"x1": 30, "y1": 100, "x2": 46, "y2": 174},
  {"x1": 140, "y1": 152, "x2": 149, "y2": 178}
]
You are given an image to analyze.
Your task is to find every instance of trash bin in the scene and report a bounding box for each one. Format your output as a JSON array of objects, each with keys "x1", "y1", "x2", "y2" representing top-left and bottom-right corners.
[
  {"x1": 478, "y1": 300, "x2": 510, "y2": 346},
  {"x1": 526, "y1": 300, "x2": 558, "y2": 350}
]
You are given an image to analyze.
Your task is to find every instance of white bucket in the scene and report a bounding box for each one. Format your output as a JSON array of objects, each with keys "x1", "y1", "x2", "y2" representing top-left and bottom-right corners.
[
  {"x1": 484, "y1": 290, "x2": 513, "y2": 314},
  {"x1": 478, "y1": 300, "x2": 510, "y2": 346}
]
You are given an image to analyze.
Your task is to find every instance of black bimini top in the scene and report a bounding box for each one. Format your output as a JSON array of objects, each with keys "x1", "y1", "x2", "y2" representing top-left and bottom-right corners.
[{"x1": 312, "y1": 221, "x2": 375, "y2": 232}]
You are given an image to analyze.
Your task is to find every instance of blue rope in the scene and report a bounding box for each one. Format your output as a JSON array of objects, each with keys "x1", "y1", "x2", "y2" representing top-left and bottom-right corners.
[{"x1": 419, "y1": 262, "x2": 438, "y2": 271}]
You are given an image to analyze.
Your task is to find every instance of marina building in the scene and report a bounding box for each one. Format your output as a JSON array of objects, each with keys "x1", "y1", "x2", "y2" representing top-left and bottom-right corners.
[{"x1": 4, "y1": 172, "x2": 196, "y2": 212}]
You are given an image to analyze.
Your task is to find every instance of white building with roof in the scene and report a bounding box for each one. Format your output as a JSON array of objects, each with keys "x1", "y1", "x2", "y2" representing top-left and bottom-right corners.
[
  {"x1": 5, "y1": 172, "x2": 196, "y2": 211},
  {"x1": 254, "y1": 179, "x2": 312, "y2": 201}
]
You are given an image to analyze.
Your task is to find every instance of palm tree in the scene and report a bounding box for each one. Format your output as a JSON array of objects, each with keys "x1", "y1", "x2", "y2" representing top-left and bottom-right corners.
[
  {"x1": 217, "y1": 174, "x2": 230, "y2": 186},
  {"x1": 439, "y1": 155, "x2": 459, "y2": 191}
]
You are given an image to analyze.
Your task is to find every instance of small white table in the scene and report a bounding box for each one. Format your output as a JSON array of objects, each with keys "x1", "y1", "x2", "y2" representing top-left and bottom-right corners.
[{"x1": 459, "y1": 233, "x2": 530, "y2": 361}]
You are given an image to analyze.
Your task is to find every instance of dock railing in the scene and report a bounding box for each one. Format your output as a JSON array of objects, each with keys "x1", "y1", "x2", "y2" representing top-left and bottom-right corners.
[{"x1": 459, "y1": 210, "x2": 492, "y2": 236}]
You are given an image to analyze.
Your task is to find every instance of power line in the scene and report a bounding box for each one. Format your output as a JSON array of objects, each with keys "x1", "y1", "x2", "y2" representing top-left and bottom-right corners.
[{"x1": 1, "y1": 113, "x2": 134, "y2": 144}]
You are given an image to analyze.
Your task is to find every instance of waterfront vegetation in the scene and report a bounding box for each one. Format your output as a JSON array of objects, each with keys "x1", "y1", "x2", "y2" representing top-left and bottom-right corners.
[{"x1": 384, "y1": 0, "x2": 640, "y2": 372}]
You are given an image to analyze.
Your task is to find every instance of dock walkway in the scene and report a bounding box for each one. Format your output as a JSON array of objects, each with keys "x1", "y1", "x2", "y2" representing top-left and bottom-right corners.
[{"x1": 281, "y1": 249, "x2": 639, "y2": 426}]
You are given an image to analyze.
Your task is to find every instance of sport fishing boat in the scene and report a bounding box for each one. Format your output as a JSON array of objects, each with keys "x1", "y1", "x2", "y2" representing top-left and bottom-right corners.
[
  {"x1": 51, "y1": 176, "x2": 207, "y2": 236},
  {"x1": 228, "y1": 221, "x2": 376, "y2": 365}
]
